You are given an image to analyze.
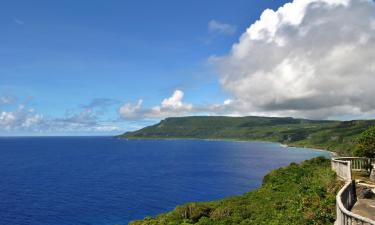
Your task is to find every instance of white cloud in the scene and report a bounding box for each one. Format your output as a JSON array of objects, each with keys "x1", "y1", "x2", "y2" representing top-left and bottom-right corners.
[
  {"x1": 214, "y1": 0, "x2": 375, "y2": 119},
  {"x1": 119, "y1": 90, "x2": 195, "y2": 119},
  {"x1": 223, "y1": 99, "x2": 233, "y2": 105},
  {"x1": 0, "y1": 112, "x2": 17, "y2": 127},
  {"x1": 0, "y1": 96, "x2": 16, "y2": 104},
  {"x1": 160, "y1": 90, "x2": 192, "y2": 110},
  {"x1": 0, "y1": 107, "x2": 43, "y2": 131},
  {"x1": 0, "y1": 97, "x2": 41, "y2": 130},
  {"x1": 0, "y1": 97, "x2": 121, "y2": 135},
  {"x1": 148, "y1": 90, "x2": 193, "y2": 118},
  {"x1": 208, "y1": 20, "x2": 237, "y2": 35},
  {"x1": 118, "y1": 99, "x2": 143, "y2": 119},
  {"x1": 22, "y1": 114, "x2": 43, "y2": 128}
]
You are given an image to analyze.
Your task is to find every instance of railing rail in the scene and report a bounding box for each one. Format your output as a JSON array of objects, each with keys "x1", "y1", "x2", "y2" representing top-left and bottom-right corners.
[
  {"x1": 333, "y1": 157, "x2": 375, "y2": 225},
  {"x1": 334, "y1": 157, "x2": 375, "y2": 171},
  {"x1": 336, "y1": 181, "x2": 375, "y2": 225}
]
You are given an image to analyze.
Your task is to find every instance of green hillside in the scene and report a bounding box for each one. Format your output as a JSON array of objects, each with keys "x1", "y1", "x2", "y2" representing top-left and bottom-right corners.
[
  {"x1": 130, "y1": 157, "x2": 342, "y2": 225},
  {"x1": 120, "y1": 116, "x2": 375, "y2": 155}
]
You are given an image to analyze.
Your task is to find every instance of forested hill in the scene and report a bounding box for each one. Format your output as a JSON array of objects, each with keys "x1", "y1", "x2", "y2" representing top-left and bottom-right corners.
[{"x1": 119, "y1": 116, "x2": 375, "y2": 155}]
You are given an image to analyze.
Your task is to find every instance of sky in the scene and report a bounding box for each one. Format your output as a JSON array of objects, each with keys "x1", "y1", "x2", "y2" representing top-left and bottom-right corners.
[{"x1": 1, "y1": 0, "x2": 375, "y2": 136}]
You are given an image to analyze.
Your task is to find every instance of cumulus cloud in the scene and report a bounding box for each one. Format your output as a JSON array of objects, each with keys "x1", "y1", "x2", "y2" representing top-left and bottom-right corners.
[
  {"x1": 119, "y1": 90, "x2": 195, "y2": 119},
  {"x1": 148, "y1": 90, "x2": 193, "y2": 118},
  {"x1": 0, "y1": 104, "x2": 43, "y2": 131},
  {"x1": 117, "y1": 90, "x2": 244, "y2": 120},
  {"x1": 208, "y1": 20, "x2": 237, "y2": 35},
  {"x1": 214, "y1": 0, "x2": 375, "y2": 119},
  {"x1": 118, "y1": 99, "x2": 143, "y2": 119}
]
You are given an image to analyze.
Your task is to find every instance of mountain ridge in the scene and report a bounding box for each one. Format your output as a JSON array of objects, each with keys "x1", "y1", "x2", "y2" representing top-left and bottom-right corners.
[{"x1": 119, "y1": 116, "x2": 375, "y2": 155}]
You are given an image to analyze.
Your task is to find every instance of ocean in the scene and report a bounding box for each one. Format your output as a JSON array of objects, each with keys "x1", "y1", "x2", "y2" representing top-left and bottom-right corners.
[{"x1": 0, "y1": 137, "x2": 330, "y2": 225}]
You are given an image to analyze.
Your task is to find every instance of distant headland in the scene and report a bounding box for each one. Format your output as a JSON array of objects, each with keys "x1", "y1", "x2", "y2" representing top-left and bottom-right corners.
[{"x1": 119, "y1": 116, "x2": 375, "y2": 156}]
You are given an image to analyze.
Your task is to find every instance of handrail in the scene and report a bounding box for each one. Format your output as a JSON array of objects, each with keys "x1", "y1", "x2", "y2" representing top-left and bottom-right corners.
[
  {"x1": 336, "y1": 181, "x2": 375, "y2": 225},
  {"x1": 333, "y1": 157, "x2": 375, "y2": 225},
  {"x1": 335, "y1": 157, "x2": 369, "y2": 159},
  {"x1": 333, "y1": 157, "x2": 375, "y2": 172}
]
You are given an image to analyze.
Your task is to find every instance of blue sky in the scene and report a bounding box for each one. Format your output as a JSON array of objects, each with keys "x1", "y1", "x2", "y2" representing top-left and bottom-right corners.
[
  {"x1": 0, "y1": 0, "x2": 290, "y2": 135},
  {"x1": 2, "y1": 0, "x2": 375, "y2": 135}
]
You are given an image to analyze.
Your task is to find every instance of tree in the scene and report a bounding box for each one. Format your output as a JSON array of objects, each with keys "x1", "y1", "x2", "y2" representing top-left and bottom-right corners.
[{"x1": 355, "y1": 126, "x2": 375, "y2": 158}]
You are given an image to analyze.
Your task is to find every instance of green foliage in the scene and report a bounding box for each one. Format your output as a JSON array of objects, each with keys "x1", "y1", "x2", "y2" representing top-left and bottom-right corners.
[
  {"x1": 172, "y1": 203, "x2": 212, "y2": 222},
  {"x1": 120, "y1": 116, "x2": 375, "y2": 156},
  {"x1": 129, "y1": 157, "x2": 342, "y2": 225},
  {"x1": 354, "y1": 126, "x2": 375, "y2": 158}
]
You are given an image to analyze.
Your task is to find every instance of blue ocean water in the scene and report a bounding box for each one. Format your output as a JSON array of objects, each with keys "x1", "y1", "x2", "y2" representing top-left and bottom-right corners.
[{"x1": 0, "y1": 137, "x2": 330, "y2": 225}]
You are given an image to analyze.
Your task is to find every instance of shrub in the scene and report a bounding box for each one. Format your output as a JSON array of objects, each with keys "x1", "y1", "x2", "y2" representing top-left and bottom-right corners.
[
  {"x1": 355, "y1": 126, "x2": 375, "y2": 158},
  {"x1": 172, "y1": 203, "x2": 212, "y2": 222}
]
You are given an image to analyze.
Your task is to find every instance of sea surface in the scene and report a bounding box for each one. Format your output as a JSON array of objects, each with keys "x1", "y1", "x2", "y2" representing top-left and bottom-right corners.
[{"x1": 0, "y1": 137, "x2": 330, "y2": 225}]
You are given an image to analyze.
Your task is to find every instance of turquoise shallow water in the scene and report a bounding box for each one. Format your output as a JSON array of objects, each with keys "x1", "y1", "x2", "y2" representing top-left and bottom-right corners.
[{"x1": 0, "y1": 137, "x2": 330, "y2": 225}]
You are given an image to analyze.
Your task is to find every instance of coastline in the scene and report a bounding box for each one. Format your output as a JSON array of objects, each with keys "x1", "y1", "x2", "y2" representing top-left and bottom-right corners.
[
  {"x1": 119, "y1": 137, "x2": 338, "y2": 224},
  {"x1": 118, "y1": 136, "x2": 338, "y2": 158},
  {"x1": 129, "y1": 156, "x2": 339, "y2": 224},
  {"x1": 279, "y1": 142, "x2": 338, "y2": 157}
]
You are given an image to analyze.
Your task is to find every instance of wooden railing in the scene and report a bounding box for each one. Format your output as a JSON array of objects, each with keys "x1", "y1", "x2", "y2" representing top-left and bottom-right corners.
[{"x1": 333, "y1": 157, "x2": 375, "y2": 225}]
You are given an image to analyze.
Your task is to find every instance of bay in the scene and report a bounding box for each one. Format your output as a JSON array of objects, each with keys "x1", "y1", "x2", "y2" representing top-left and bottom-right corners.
[{"x1": 0, "y1": 137, "x2": 330, "y2": 225}]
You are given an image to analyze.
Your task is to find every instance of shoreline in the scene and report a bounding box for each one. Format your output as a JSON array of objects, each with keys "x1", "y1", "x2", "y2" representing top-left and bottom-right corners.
[
  {"x1": 280, "y1": 143, "x2": 338, "y2": 157},
  {"x1": 120, "y1": 137, "x2": 338, "y2": 224},
  {"x1": 118, "y1": 136, "x2": 337, "y2": 158},
  {"x1": 129, "y1": 156, "x2": 337, "y2": 224}
]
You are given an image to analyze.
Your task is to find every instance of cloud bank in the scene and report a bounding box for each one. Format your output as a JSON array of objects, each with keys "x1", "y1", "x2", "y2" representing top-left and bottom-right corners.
[
  {"x1": 0, "y1": 97, "x2": 121, "y2": 135},
  {"x1": 118, "y1": 90, "x2": 241, "y2": 120},
  {"x1": 215, "y1": 0, "x2": 375, "y2": 119},
  {"x1": 0, "y1": 105, "x2": 43, "y2": 131}
]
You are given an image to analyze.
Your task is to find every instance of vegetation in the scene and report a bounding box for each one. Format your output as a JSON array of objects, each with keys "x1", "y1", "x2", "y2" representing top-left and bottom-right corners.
[
  {"x1": 120, "y1": 116, "x2": 375, "y2": 155},
  {"x1": 129, "y1": 157, "x2": 343, "y2": 225},
  {"x1": 354, "y1": 126, "x2": 375, "y2": 158}
]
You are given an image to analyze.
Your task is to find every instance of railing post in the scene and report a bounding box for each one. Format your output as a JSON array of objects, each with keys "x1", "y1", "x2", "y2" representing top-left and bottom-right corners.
[
  {"x1": 347, "y1": 161, "x2": 352, "y2": 181},
  {"x1": 370, "y1": 162, "x2": 375, "y2": 182},
  {"x1": 351, "y1": 180, "x2": 356, "y2": 210}
]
